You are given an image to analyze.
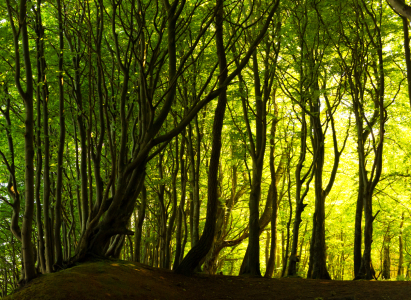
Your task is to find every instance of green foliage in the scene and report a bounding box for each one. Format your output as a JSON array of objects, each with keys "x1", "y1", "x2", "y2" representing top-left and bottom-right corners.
[{"x1": 0, "y1": 0, "x2": 411, "y2": 288}]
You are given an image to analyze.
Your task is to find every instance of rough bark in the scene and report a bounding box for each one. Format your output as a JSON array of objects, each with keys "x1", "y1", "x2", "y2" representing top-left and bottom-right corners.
[{"x1": 387, "y1": 0, "x2": 411, "y2": 21}]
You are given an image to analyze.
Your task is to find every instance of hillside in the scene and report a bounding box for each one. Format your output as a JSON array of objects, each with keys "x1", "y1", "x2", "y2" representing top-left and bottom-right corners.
[{"x1": 4, "y1": 259, "x2": 411, "y2": 300}]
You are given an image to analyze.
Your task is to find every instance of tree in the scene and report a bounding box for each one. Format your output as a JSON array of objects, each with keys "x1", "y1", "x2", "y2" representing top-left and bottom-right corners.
[
  {"x1": 0, "y1": 0, "x2": 411, "y2": 290},
  {"x1": 5, "y1": 0, "x2": 36, "y2": 283}
]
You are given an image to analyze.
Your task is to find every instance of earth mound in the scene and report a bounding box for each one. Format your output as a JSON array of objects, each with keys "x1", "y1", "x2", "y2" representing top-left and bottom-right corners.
[{"x1": 6, "y1": 260, "x2": 411, "y2": 299}]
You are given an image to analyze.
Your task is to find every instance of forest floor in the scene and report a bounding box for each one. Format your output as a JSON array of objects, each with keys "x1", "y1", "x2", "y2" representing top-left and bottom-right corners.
[{"x1": 5, "y1": 259, "x2": 411, "y2": 300}]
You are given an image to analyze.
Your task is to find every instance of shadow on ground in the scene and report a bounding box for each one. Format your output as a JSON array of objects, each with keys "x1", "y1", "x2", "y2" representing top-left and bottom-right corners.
[{"x1": 5, "y1": 259, "x2": 411, "y2": 299}]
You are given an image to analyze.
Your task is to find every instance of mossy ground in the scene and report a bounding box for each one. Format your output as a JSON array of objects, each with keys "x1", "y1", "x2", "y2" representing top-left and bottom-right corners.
[{"x1": 5, "y1": 259, "x2": 411, "y2": 299}]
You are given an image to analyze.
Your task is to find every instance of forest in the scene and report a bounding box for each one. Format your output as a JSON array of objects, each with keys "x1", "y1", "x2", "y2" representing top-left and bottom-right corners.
[{"x1": 1, "y1": 0, "x2": 411, "y2": 296}]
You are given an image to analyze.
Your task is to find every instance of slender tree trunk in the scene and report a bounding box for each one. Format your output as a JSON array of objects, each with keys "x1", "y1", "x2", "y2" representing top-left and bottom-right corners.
[
  {"x1": 173, "y1": 138, "x2": 188, "y2": 269},
  {"x1": 54, "y1": 0, "x2": 65, "y2": 268},
  {"x1": 265, "y1": 231, "x2": 270, "y2": 268},
  {"x1": 157, "y1": 153, "x2": 167, "y2": 268},
  {"x1": 382, "y1": 226, "x2": 391, "y2": 280},
  {"x1": 35, "y1": 1, "x2": 53, "y2": 273},
  {"x1": 78, "y1": 77, "x2": 89, "y2": 234},
  {"x1": 134, "y1": 186, "x2": 146, "y2": 263},
  {"x1": 246, "y1": 157, "x2": 264, "y2": 277},
  {"x1": 297, "y1": 222, "x2": 308, "y2": 274},
  {"x1": 33, "y1": 90, "x2": 45, "y2": 273},
  {"x1": 264, "y1": 113, "x2": 284, "y2": 278},
  {"x1": 307, "y1": 215, "x2": 315, "y2": 278},
  {"x1": 165, "y1": 135, "x2": 184, "y2": 269},
  {"x1": 180, "y1": 205, "x2": 189, "y2": 264},
  {"x1": 357, "y1": 192, "x2": 377, "y2": 280},
  {"x1": 242, "y1": 45, "x2": 269, "y2": 277},
  {"x1": 72, "y1": 116, "x2": 82, "y2": 227},
  {"x1": 188, "y1": 122, "x2": 200, "y2": 248},
  {"x1": 6, "y1": 0, "x2": 37, "y2": 282},
  {"x1": 282, "y1": 165, "x2": 292, "y2": 277},
  {"x1": 398, "y1": 212, "x2": 404, "y2": 277},
  {"x1": 287, "y1": 109, "x2": 313, "y2": 276},
  {"x1": 265, "y1": 185, "x2": 278, "y2": 278},
  {"x1": 353, "y1": 171, "x2": 364, "y2": 277},
  {"x1": 309, "y1": 97, "x2": 330, "y2": 280},
  {"x1": 354, "y1": 3, "x2": 385, "y2": 279},
  {"x1": 174, "y1": 0, "x2": 228, "y2": 275}
]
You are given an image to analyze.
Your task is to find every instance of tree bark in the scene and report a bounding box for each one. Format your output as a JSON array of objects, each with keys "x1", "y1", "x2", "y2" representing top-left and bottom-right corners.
[
  {"x1": 287, "y1": 110, "x2": 312, "y2": 277},
  {"x1": 165, "y1": 135, "x2": 184, "y2": 268},
  {"x1": 133, "y1": 186, "x2": 147, "y2": 263},
  {"x1": 382, "y1": 226, "x2": 391, "y2": 280},
  {"x1": 174, "y1": 0, "x2": 228, "y2": 275},
  {"x1": 173, "y1": 136, "x2": 188, "y2": 269},
  {"x1": 54, "y1": 0, "x2": 66, "y2": 268},
  {"x1": 387, "y1": 0, "x2": 411, "y2": 21},
  {"x1": 398, "y1": 212, "x2": 404, "y2": 277},
  {"x1": 188, "y1": 122, "x2": 201, "y2": 248},
  {"x1": 353, "y1": 170, "x2": 364, "y2": 277},
  {"x1": 6, "y1": 0, "x2": 37, "y2": 282},
  {"x1": 354, "y1": 1, "x2": 385, "y2": 280}
]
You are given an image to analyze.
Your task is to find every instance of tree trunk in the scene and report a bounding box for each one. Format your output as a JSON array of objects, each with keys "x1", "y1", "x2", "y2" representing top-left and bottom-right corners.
[
  {"x1": 310, "y1": 192, "x2": 330, "y2": 280},
  {"x1": 134, "y1": 186, "x2": 146, "y2": 263},
  {"x1": 35, "y1": 2, "x2": 53, "y2": 273},
  {"x1": 166, "y1": 135, "x2": 184, "y2": 269},
  {"x1": 382, "y1": 227, "x2": 391, "y2": 280},
  {"x1": 6, "y1": 0, "x2": 37, "y2": 282},
  {"x1": 356, "y1": 193, "x2": 378, "y2": 280},
  {"x1": 353, "y1": 170, "x2": 364, "y2": 277},
  {"x1": 282, "y1": 165, "x2": 292, "y2": 277},
  {"x1": 157, "y1": 153, "x2": 167, "y2": 268},
  {"x1": 173, "y1": 142, "x2": 188, "y2": 269},
  {"x1": 297, "y1": 222, "x2": 308, "y2": 274},
  {"x1": 54, "y1": 0, "x2": 65, "y2": 268},
  {"x1": 33, "y1": 91, "x2": 45, "y2": 273},
  {"x1": 287, "y1": 110, "x2": 312, "y2": 277},
  {"x1": 309, "y1": 96, "x2": 330, "y2": 280},
  {"x1": 264, "y1": 185, "x2": 278, "y2": 278},
  {"x1": 246, "y1": 158, "x2": 264, "y2": 277},
  {"x1": 398, "y1": 212, "x2": 404, "y2": 277},
  {"x1": 401, "y1": 10, "x2": 411, "y2": 107},
  {"x1": 307, "y1": 217, "x2": 315, "y2": 278},
  {"x1": 241, "y1": 43, "x2": 270, "y2": 277},
  {"x1": 174, "y1": 0, "x2": 228, "y2": 275},
  {"x1": 188, "y1": 122, "x2": 201, "y2": 248}
]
